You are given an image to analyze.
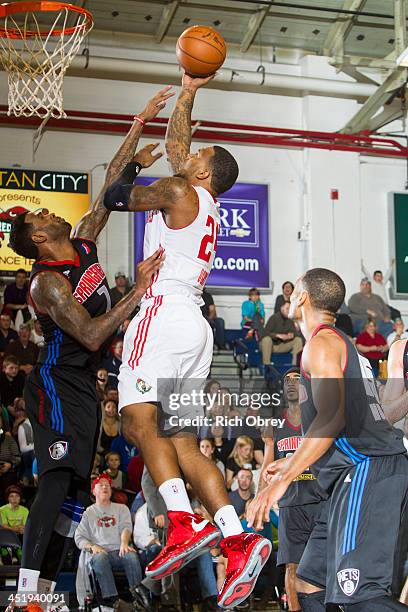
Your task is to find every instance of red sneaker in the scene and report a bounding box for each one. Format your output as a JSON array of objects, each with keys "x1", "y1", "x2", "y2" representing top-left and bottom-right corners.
[
  {"x1": 218, "y1": 533, "x2": 272, "y2": 609},
  {"x1": 145, "y1": 511, "x2": 221, "y2": 580}
]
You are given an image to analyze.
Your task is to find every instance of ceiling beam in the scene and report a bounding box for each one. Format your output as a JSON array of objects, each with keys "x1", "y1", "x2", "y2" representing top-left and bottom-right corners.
[
  {"x1": 394, "y1": 0, "x2": 407, "y2": 56},
  {"x1": 240, "y1": 1, "x2": 276, "y2": 53},
  {"x1": 323, "y1": 0, "x2": 367, "y2": 56},
  {"x1": 155, "y1": 0, "x2": 180, "y2": 44},
  {"x1": 334, "y1": 65, "x2": 380, "y2": 86},
  {"x1": 341, "y1": 67, "x2": 407, "y2": 133},
  {"x1": 329, "y1": 55, "x2": 396, "y2": 71},
  {"x1": 340, "y1": 0, "x2": 408, "y2": 133},
  {"x1": 367, "y1": 100, "x2": 405, "y2": 132}
]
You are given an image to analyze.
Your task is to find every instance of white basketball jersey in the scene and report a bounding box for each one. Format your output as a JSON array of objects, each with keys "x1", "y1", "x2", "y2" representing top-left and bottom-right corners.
[{"x1": 143, "y1": 185, "x2": 220, "y2": 304}]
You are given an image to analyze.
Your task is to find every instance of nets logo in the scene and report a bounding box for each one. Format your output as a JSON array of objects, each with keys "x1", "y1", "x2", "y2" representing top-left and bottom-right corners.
[
  {"x1": 49, "y1": 440, "x2": 68, "y2": 460},
  {"x1": 218, "y1": 200, "x2": 258, "y2": 247},
  {"x1": 337, "y1": 568, "x2": 360, "y2": 596},
  {"x1": 0, "y1": 205, "x2": 29, "y2": 245}
]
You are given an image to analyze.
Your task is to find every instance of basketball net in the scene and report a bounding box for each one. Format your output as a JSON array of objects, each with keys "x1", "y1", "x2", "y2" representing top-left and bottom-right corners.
[{"x1": 0, "y1": 7, "x2": 91, "y2": 119}]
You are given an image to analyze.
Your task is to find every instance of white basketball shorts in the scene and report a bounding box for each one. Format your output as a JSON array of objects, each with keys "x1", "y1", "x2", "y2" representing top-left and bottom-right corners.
[{"x1": 118, "y1": 294, "x2": 214, "y2": 411}]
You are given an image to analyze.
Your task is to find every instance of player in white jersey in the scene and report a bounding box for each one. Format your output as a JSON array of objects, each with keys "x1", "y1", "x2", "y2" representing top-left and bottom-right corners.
[
  {"x1": 103, "y1": 73, "x2": 272, "y2": 609},
  {"x1": 119, "y1": 185, "x2": 219, "y2": 406}
]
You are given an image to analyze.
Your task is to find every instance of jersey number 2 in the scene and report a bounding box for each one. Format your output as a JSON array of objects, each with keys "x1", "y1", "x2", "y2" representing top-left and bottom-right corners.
[{"x1": 198, "y1": 215, "x2": 219, "y2": 263}]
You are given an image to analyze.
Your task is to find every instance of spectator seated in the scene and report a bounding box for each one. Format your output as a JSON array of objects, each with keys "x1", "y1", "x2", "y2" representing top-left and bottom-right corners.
[
  {"x1": 74, "y1": 473, "x2": 150, "y2": 611},
  {"x1": 2, "y1": 268, "x2": 30, "y2": 324},
  {"x1": 349, "y1": 278, "x2": 393, "y2": 338},
  {"x1": 201, "y1": 288, "x2": 226, "y2": 350},
  {"x1": 4, "y1": 323, "x2": 39, "y2": 377},
  {"x1": 260, "y1": 303, "x2": 302, "y2": 367},
  {"x1": 102, "y1": 337, "x2": 123, "y2": 390},
  {"x1": 241, "y1": 288, "x2": 265, "y2": 341}
]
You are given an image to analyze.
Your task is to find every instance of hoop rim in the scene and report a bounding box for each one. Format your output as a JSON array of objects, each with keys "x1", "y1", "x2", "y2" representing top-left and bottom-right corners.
[{"x1": 0, "y1": 2, "x2": 93, "y2": 38}]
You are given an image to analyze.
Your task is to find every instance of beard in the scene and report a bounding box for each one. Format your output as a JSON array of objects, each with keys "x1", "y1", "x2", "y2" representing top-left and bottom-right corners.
[
  {"x1": 48, "y1": 220, "x2": 72, "y2": 242},
  {"x1": 66, "y1": 225, "x2": 73, "y2": 241},
  {"x1": 62, "y1": 220, "x2": 72, "y2": 234}
]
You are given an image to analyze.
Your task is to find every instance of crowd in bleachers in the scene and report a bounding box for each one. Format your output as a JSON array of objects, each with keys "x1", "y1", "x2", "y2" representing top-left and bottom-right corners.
[
  {"x1": 209, "y1": 259, "x2": 402, "y2": 376},
  {"x1": 0, "y1": 262, "x2": 406, "y2": 609}
]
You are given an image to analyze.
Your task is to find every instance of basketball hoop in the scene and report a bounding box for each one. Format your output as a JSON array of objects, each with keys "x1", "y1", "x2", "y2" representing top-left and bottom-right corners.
[{"x1": 0, "y1": 2, "x2": 93, "y2": 119}]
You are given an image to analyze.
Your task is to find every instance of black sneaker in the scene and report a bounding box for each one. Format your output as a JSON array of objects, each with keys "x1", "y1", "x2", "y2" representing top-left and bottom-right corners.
[
  {"x1": 130, "y1": 584, "x2": 151, "y2": 611},
  {"x1": 203, "y1": 596, "x2": 219, "y2": 611}
]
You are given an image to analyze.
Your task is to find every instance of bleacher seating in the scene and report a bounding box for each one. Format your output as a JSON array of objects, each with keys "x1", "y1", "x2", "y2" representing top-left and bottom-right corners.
[{"x1": 225, "y1": 330, "x2": 294, "y2": 377}]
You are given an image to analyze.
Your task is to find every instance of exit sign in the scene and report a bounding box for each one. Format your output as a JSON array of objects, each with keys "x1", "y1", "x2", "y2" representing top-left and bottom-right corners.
[{"x1": 389, "y1": 192, "x2": 408, "y2": 297}]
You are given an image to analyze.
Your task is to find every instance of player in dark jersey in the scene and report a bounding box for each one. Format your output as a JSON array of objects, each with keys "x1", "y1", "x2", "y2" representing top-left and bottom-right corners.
[
  {"x1": 260, "y1": 367, "x2": 326, "y2": 611},
  {"x1": 248, "y1": 268, "x2": 408, "y2": 611},
  {"x1": 382, "y1": 340, "x2": 408, "y2": 604},
  {"x1": 5, "y1": 88, "x2": 173, "y2": 612},
  {"x1": 383, "y1": 339, "x2": 408, "y2": 426}
]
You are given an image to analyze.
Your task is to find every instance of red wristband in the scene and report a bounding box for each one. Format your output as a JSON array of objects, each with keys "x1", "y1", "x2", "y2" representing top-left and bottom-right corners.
[{"x1": 133, "y1": 115, "x2": 145, "y2": 126}]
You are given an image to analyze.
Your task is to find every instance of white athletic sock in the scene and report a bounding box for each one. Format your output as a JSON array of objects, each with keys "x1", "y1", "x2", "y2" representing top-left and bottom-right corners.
[
  {"x1": 158, "y1": 478, "x2": 193, "y2": 513},
  {"x1": 38, "y1": 578, "x2": 56, "y2": 594},
  {"x1": 214, "y1": 505, "x2": 244, "y2": 538},
  {"x1": 17, "y1": 568, "x2": 40, "y2": 592}
]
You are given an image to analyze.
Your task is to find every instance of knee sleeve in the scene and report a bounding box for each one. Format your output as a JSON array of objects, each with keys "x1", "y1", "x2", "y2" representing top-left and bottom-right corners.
[{"x1": 22, "y1": 470, "x2": 73, "y2": 570}]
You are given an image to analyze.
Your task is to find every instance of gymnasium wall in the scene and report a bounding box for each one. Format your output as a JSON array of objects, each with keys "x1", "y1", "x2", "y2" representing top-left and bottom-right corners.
[{"x1": 0, "y1": 56, "x2": 406, "y2": 328}]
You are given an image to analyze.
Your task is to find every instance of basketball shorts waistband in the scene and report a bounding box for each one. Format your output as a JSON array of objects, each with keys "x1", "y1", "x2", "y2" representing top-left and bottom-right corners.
[{"x1": 140, "y1": 294, "x2": 202, "y2": 308}]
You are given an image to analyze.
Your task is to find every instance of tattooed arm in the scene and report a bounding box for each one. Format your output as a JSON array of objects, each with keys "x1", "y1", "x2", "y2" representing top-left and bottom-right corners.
[
  {"x1": 30, "y1": 250, "x2": 164, "y2": 352},
  {"x1": 75, "y1": 86, "x2": 174, "y2": 242},
  {"x1": 129, "y1": 177, "x2": 193, "y2": 211},
  {"x1": 165, "y1": 73, "x2": 214, "y2": 175},
  {"x1": 104, "y1": 174, "x2": 195, "y2": 214}
]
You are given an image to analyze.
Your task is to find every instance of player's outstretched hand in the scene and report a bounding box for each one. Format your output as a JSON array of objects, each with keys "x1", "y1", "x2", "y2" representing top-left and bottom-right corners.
[
  {"x1": 134, "y1": 248, "x2": 165, "y2": 295},
  {"x1": 247, "y1": 477, "x2": 289, "y2": 531},
  {"x1": 263, "y1": 457, "x2": 290, "y2": 484},
  {"x1": 139, "y1": 86, "x2": 175, "y2": 122},
  {"x1": 182, "y1": 72, "x2": 216, "y2": 91},
  {"x1": 134, "y1": 143, "x2": 163, "y2": 168}
]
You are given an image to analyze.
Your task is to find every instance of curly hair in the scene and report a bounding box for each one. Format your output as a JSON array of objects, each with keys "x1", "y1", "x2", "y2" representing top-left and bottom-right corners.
[{"x1": 8, "y1": 212, "x2": 38, "y2": 260}]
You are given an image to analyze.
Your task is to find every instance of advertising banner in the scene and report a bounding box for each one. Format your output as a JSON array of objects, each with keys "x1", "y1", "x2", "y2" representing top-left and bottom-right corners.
[
  {"x1": 0, "y1": 168, "x2": 89, "y2": 273},
  {"x1": 134, "y1": 178, "x2": 269, "y2": 288}
]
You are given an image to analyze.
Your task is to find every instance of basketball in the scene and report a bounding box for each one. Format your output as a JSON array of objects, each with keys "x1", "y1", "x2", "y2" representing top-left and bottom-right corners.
[{"x1": 176, "y1": 25, "x2": 226, "y2": 77}]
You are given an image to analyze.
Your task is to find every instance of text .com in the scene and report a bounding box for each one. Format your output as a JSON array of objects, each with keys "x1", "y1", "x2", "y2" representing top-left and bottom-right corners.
[{"x1": 213, "y1": 256, "x2": 259, "y2": 272}]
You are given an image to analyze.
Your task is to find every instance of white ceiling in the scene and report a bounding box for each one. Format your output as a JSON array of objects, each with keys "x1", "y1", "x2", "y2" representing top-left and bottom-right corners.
[
  {"x1": 84, "y1": 0, "x2": 402, "y2": 58},
  {"x1": 2, "y1": 0, "x2": 404, "y2": 59}
]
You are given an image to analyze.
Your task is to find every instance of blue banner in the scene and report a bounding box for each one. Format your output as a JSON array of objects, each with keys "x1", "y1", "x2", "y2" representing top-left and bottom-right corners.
[{"x1": 133, "y1": 179, "x2": 269, "y2": 288}]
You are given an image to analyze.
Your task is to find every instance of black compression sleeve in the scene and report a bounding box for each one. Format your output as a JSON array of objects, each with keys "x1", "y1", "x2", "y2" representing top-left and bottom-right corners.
[
  {"x1": 121, "y1": 161, "x2": 142, "y2": 183},
  {"x1": 104, "y1": 183, "x2": 133, "y2": 211},
  {"x1": 103, "y1": 161, "x2": 142, "y2": 211},
  {"x1": 22, "y1": 469, "x2": 72, "y2": 570}
]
